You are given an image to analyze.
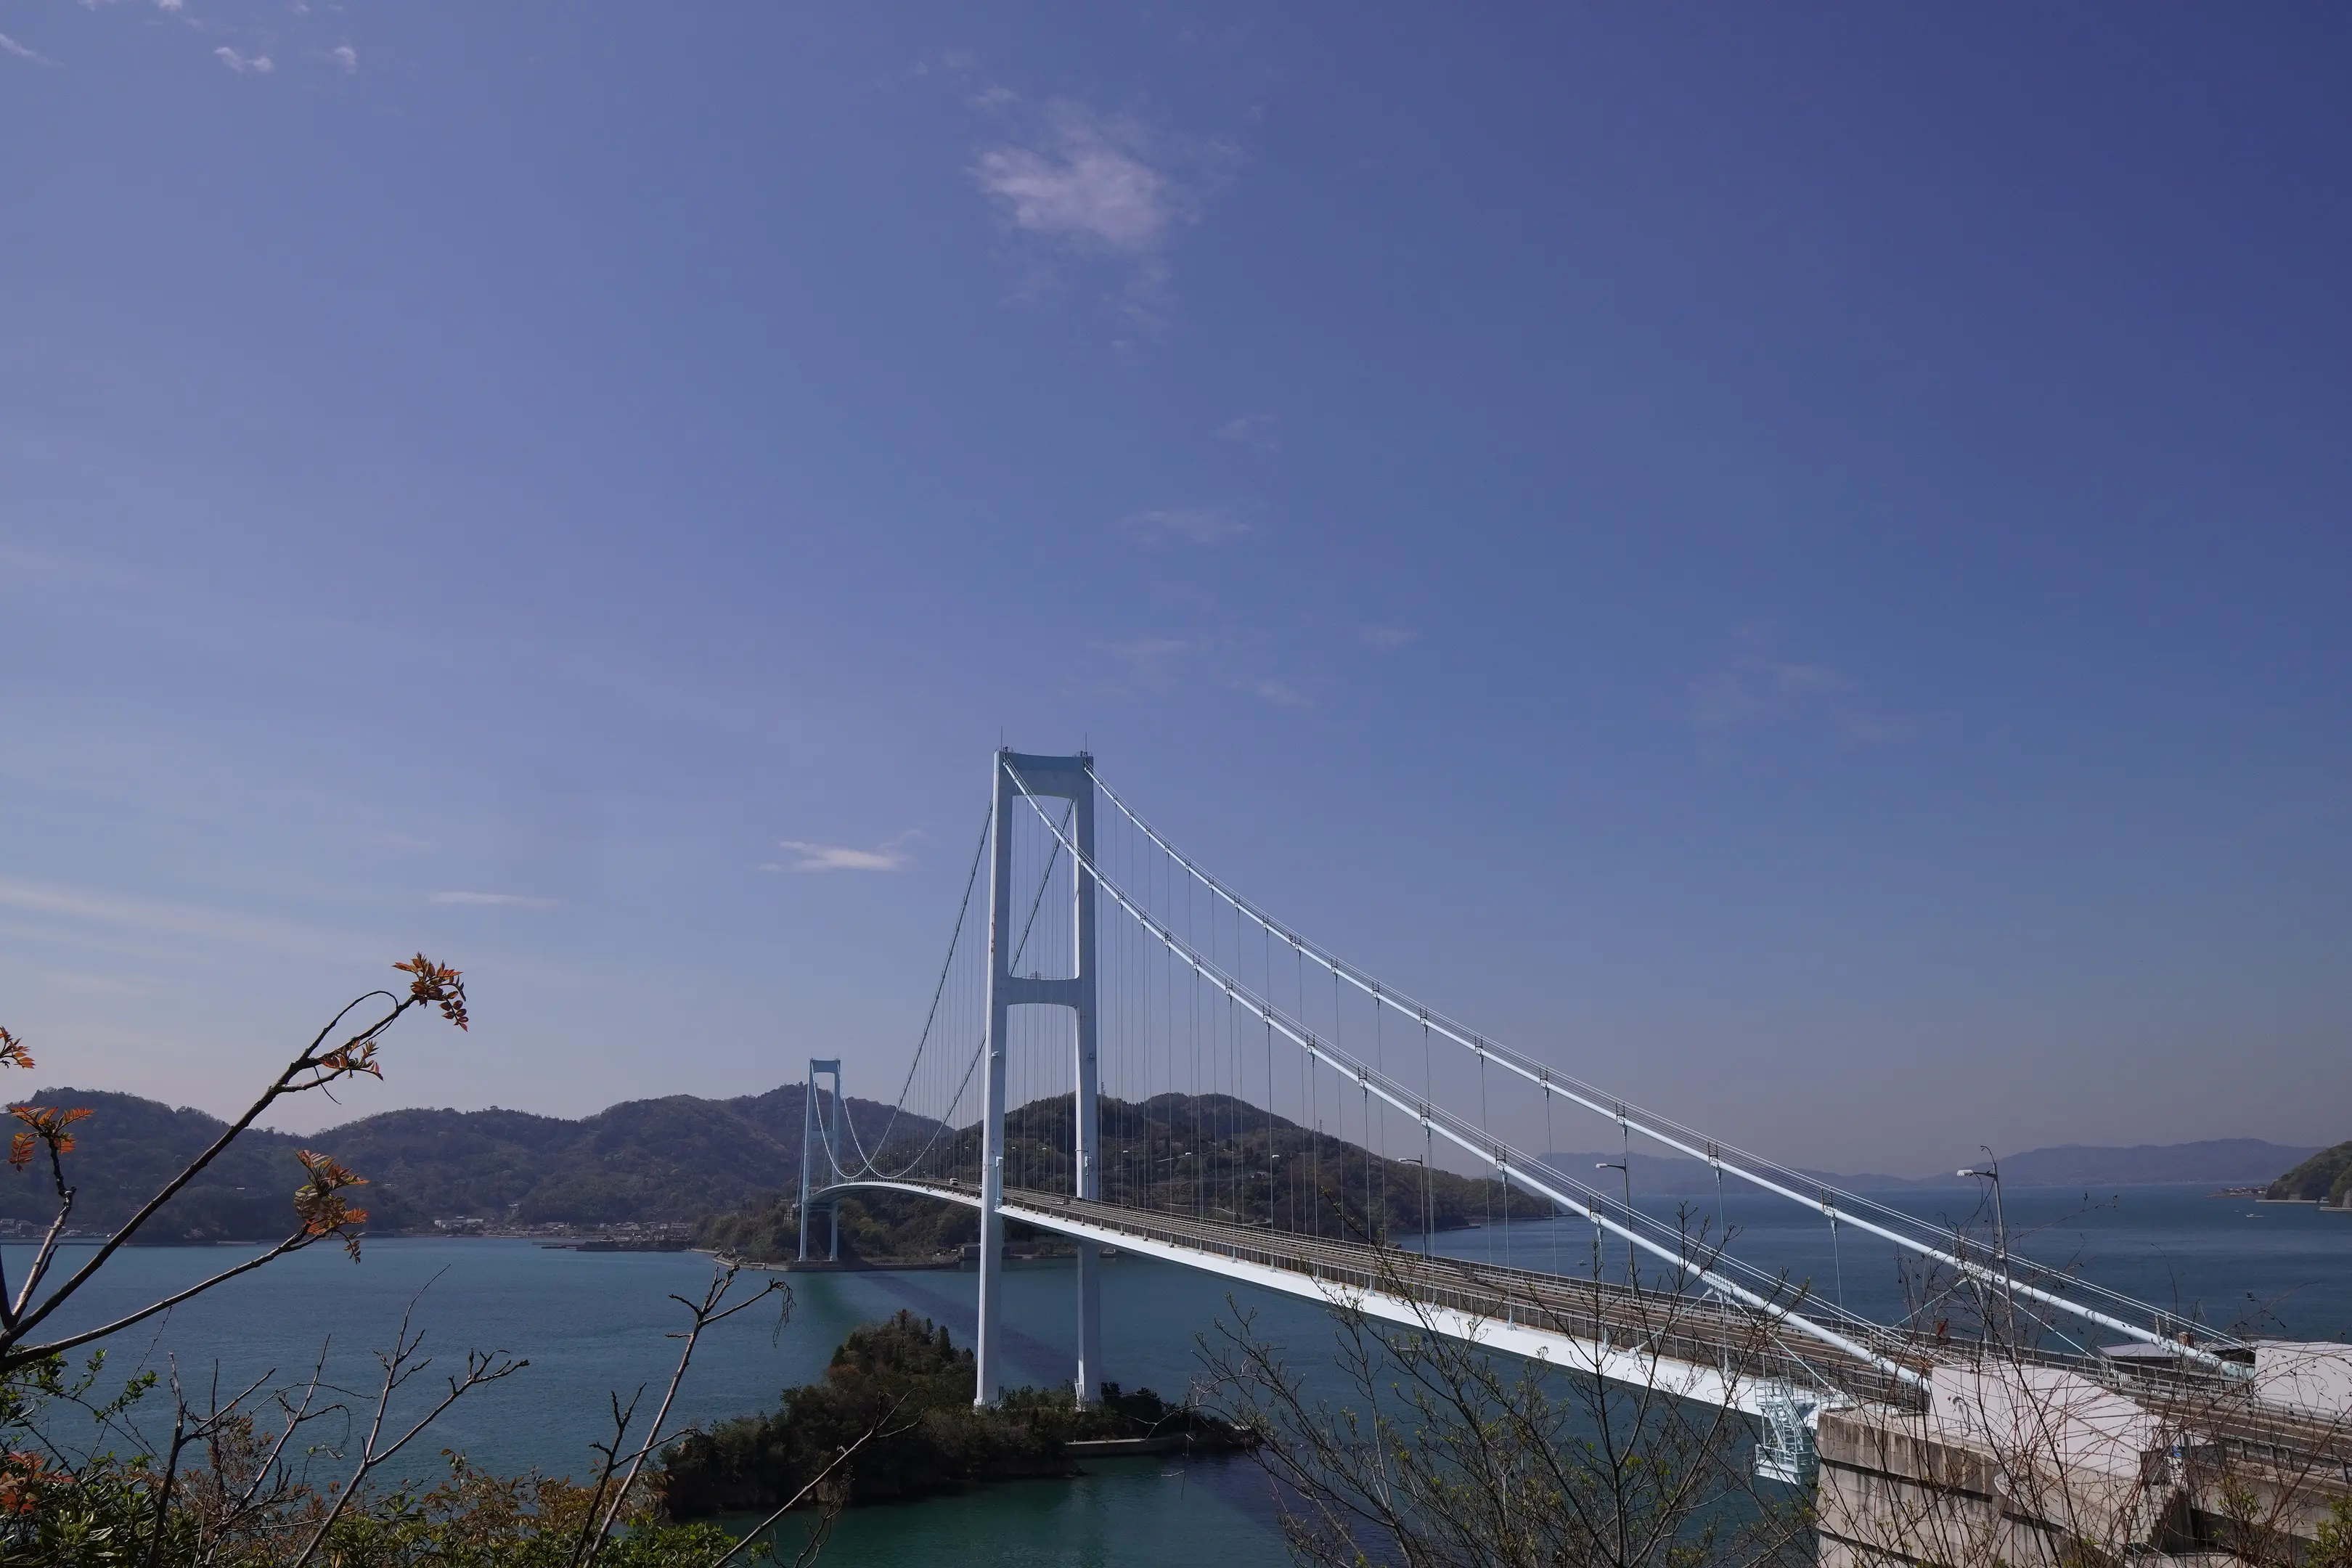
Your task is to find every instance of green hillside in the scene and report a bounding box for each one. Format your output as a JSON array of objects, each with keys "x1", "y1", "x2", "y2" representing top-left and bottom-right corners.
[
  {"x1": 0, "y1": 1081, "x2": 1549, "y2": 1249},
  {"x1": 698, "y1": 1089, "x2": 1551, "y2": 1262},
  {"x1": 0, "y1": 1085, "x2": 936, "y2": 1241},
  {"x1": 0, "y1": 1089, "x2": 308, "y2": 1242},
  {"x1": 2266, "y1": 1141, "x2": 2352, "y2": 1206}
]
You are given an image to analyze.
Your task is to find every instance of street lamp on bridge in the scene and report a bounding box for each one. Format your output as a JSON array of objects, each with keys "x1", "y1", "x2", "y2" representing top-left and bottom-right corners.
[
  {"x1": 1958, "y1": 1148, "x2": 2014, "y2": 1340},
  {"x1": 1399, "y1": 1156, "x2": 1434, "y2": 1256},
  {"x1": 1597, "y1": 1161, "x2": 1637, "y2": 1289}
]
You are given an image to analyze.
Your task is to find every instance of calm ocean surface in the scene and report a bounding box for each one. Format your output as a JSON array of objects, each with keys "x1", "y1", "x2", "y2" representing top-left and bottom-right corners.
[{"x1": 9, "y1": 1183, "x2": 2344, "y2": 1566}]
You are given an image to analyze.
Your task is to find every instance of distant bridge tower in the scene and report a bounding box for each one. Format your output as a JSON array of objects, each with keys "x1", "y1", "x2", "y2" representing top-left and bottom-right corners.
[
  {"x1": 976, "y1": 749, "x2": 1101, "y2": 1408},
  {"x1": 798, "y1": 1057, "x2": 843, "y2": 1262}
]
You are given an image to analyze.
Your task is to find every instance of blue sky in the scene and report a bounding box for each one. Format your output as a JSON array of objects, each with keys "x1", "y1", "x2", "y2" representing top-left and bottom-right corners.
[{"x1": 2, "y1": 4, "x2": 2346, "y2": 1175}]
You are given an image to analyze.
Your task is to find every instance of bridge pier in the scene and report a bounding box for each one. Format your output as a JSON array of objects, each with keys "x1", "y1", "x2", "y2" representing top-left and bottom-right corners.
[
  {"x1": 1817, "y1": 1363, "x2": 2352, "y2": 1568},
  {"x1": 976, "y1": 749, "x2": 1101, "y2": 1408}
]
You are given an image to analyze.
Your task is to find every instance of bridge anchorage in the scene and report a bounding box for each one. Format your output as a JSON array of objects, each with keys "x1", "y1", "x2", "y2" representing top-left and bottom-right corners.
[{"x1": 791, "y1": 747, "x2": 2352, "y2": 1559}]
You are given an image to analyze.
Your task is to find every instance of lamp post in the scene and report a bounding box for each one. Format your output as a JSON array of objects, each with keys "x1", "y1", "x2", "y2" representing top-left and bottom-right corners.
[
  {"x1": 1400, "y1": 1156, "x2": 1433, "y2": 1254},
  {"x1": 1598, "y1": 1161, "x2": 1636, "y2": 1289},
  {"x1": 1958, "y1": 1148, "x2": 2012, "y2": 1341}
]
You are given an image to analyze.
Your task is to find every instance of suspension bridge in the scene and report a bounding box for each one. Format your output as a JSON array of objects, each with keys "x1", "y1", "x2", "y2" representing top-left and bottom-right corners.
[{"x1": 788, "y1": 749, "x2": 2351, "y2": 1506}]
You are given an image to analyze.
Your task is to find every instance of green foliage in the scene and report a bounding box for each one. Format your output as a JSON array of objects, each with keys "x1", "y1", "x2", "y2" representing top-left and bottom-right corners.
[
  {"x1": 2311, "y1": 1495, "x2": 2352, "y2": 1568},
  {"x1": 694, "y1": 1193, "x2": 978, "y2": 1265},
  {"x1": 0, "y1": 1087, "x2": 941, "y2": 1238},
  {"x1": 661, "y1": 1312, "x2": 1236, "y2": 1517},
  {"x1": 0, "y1": 1448, "x2": 754, "y2": 1567},
  {"x1": 2266, "y1": 1141, "x2": 2352, "y2": 1205},
  {"x1": 696, "y1": 1090, "x2": 1544, "y2": 1265},
  {"x1": 0, "y1": 1306, "x2": 751, "y2": 1567},
  {"x1": 0, "y1": 1090, "x2": 301, "y2": 1242},
  {"x1": 1074, "y1": 1090, "x2": 1550, "y2": 1238}
]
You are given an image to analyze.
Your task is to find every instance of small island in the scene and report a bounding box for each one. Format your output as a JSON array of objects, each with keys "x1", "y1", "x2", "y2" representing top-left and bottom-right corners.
[{"x1": 659, "y1": 1311, "x2": 1254, "y2": 1517}]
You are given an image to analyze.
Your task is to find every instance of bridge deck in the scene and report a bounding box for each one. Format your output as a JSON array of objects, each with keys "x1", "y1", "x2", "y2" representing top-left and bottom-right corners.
[
  {"x1": 844, "y1": 1177, "x2": 1922, "y2": 1411},
  {"x1": 824, "y1": 1180, "x2": 2352, "y2": 1471}
]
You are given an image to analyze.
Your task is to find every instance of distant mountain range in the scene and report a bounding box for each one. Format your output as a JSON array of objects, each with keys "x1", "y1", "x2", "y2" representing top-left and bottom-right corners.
[
  {"x1": 1, "y1": 1079, "x2": 2321, "y2": 1244},
  {"x1": 0, "y1": 1084, "x2": 944, "y2": 1243},
  {"x1": 1541, "y1": 1138, "x2": 2323, "y2": 1197}
]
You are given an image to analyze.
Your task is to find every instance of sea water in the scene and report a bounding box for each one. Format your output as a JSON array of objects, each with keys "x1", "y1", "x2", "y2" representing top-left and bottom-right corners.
[{"x1": 6, "y1": 1183, "x2": 2342, "y2": 1566}]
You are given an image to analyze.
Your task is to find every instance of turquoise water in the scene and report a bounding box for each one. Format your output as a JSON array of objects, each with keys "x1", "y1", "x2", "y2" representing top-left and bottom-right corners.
[
  {"x1": 8, "y1": 1239, "x2": 1318, "y2": 1565},
  {"x1": 1424, "y1": 1182, "x2": 2352, "y2": 1342},
  {"x1": 8, "y1": 1183, "x2": 2343, "y2": 1565}
]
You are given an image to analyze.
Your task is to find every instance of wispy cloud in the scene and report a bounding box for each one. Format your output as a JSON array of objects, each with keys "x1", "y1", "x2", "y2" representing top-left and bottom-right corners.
[
  {"x1": 1691, "y1": 657, "x2": 1849, "y2": 728},
  {"x1": 1240, "y1": 677, "x2": 1311, "y2": 709},
  {"x1": 1691, "y1": 640, "x2": 1917, "y2": 746},
  {"x1": 330, "y1": 44, "x2": 356, "y2": 73},
  {"x1": 1360, "y1": 624, "x2": 1417, "y2": 650},
  {"x1": 0, "y1": 30, "x2": 58, "y2": 67},
  {"x1": 0, "y1": 876, "x2": 362, "y2": 959},
  {"x1": 25, "y1": 966, "x2": 159, "y2": 999},
  {"x1": 213, "y1": 46, "x2": 274, "y2": 74},
  {"x1": 974, "y1": 103, "x2": 1174, "y2": 253},
  {"x1": 1119, "y1": 506, "x2": 1249, "y2": 548},
  {"x1": 971, "y1": 100, "x2": 1230, "y2": 330},
  {"x1": 1214, "y1": 413, "x2": 1280, "y2": 452},
  {"x1": 763, "y1": 831, "x2": 918, "y2": 874},
  {"x1": 1838, "y1": 711, "x2": 1922, "y2": 745},
  {"x1": 1089, "y1": 637, "x2": 1198, "y2": 694},
  {"x1": 430, "y1": 891, "x2": 558, "y2": 910}
]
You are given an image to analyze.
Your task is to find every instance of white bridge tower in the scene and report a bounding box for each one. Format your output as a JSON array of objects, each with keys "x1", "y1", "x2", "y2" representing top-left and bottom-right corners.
[{"x1": 975, "y1": 749, "x2": 1101, "y2": 1408}]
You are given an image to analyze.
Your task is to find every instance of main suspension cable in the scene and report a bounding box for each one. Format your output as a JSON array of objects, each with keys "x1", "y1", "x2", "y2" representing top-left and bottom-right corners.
[
  {"x1": 1085, "y1": 765, "x2": 2237, "y2": 1368},
  {"x1": 1005, "y1": 759, "x2": 1925, "y2": 1389}
]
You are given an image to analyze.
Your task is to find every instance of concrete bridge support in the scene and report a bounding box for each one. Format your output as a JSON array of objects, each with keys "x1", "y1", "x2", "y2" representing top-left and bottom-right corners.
[
  {"x1": 976, "y1": 749, "x2": 1100, "y2": 1408},
  {"x1": 1816, "y1": 1365, "x2": 2352, "y2": 1568}
]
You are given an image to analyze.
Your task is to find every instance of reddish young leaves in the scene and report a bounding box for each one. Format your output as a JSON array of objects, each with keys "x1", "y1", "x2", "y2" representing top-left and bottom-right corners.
[
  {"x1": 293, "y1": 1148, "x2": 372, "y2": 1259},
  {"x1": 315, "y1": 1037, "x2": 384, "y2": 1082},
  {"x1": 0, "y1": 1028, "x2": 30, "y2": 1072},
  {"x1": 0, "y1": 1452, "x2": 51, "y2": 1516},
  {"x1": 394, "y1": 954, "x2": 469, "y2": 1031},
  {"x1": 6, "y1": 1106, "x2": 92, "y2": 1171}
]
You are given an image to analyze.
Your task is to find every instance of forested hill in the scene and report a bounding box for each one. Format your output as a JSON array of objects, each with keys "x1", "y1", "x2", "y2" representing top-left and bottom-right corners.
[
  {"x1": 701, "y1": 1089, "x2": 1548, "y2": 1264},
  {"x1": 2266, "y1": 1143, "x2": 2352, "y2": 1206},
  {"x1": 0, "y1": 1085, "x2": 941, "y2": 1242}
]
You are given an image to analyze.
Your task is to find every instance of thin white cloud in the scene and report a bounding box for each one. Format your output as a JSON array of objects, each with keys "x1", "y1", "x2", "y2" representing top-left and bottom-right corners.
[
  {"x1": 973, "y1": 104, "x2": 1172, "y2": 253},
  {"x1": 213, "y1": 46, "x2": 274, "y2": 74},
  {"x1": 30, "y1": 966, "x2": 160, "y2": 998},
  {"x1": 968, "y1": 99, "x2": 1233, "y2": 333},
  {"x1": 1691, "y1": 643, "x2": 1916, "y2": 745},
  {"x1": 0, "y1": 876, "x2": 363, "y2": 960},
  {"x1": 330, "y1": 44, "x2": 356, "y2": 73},
  {"x1": 1241, "y1": 677, "x2": 1311, "y2": 709},
  {"x1": 1691, "y1": 657, "x2": 1848, "y2": 728},
  {"x1": 430, "y1": 891, "x2": 558, "y2": 910},
  {"x1": 1839, "y1": 711, "x2": 1923, "y2": 746},
  {"x1": 764, "y1": 831, "x2": 918, "y2": 874},
  {"x1": 1090, "y1": 637, "x2": 1197, "y2": 694},
  {"x1": 1120, "y1": 506, "x2": 1249, "y2": 547},
  {"x1": 1360, "y1": 624, "x2": 1417, "y2": 650},
  {"x1": 1214, "y1": 413, "x2": 1280, "y2": 452},
  {"x1": 155, "y1": 0, "x2": 185, "y2": 12},
  {"x1": 0, "y1": 30, "x2": 58, "y2": 66}
]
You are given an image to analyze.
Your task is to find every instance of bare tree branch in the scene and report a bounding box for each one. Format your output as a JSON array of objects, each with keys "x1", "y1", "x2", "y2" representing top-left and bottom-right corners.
[{"x1": 286, "y1": 1286, "x2": 523, "y2": 1568}]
